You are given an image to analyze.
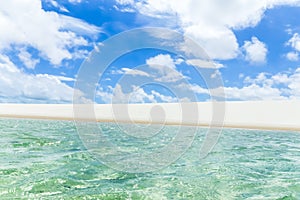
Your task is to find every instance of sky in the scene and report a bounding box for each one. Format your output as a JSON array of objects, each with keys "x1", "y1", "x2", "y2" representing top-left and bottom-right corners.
[{"x1": 1, "y1": 0, "x2": 300, "y2": 103}]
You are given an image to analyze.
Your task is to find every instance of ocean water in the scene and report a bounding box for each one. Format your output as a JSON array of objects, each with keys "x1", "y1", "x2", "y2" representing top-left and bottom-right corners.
[{"x1": 0, "y1": 118, "x2": 299, "y2": 199}]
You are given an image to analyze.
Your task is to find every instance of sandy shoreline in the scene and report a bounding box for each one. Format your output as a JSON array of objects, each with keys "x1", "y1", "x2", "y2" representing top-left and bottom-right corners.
[{"x1": 0, "y1": 101, "x2": 300, "y2": 131}]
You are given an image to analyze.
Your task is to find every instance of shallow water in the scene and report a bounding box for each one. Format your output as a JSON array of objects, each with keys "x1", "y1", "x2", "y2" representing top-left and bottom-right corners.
[{"x1": 0, "y1": 118, "x2": 299, "y2": 199}]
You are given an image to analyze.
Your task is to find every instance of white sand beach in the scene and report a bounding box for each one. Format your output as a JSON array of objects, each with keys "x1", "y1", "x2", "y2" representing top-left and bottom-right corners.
[{"x1": 0, "y1": 101, "x2": 300, "y2": 131}]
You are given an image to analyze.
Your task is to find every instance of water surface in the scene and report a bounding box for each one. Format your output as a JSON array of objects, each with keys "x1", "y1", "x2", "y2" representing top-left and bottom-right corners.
[{"x1": 0, "y1": 119, "x2": 299, "y2": 199}]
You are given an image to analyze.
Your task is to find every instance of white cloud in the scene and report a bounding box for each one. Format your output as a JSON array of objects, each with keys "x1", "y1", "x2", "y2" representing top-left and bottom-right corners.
[
  {"x1": 270, "y1": 73, "x2": 290, "y2": 84},
  {"x1": 186, "y1": 59, "x2": 224, "y2": 69},
  {"x1": 96, "y1": 54, "x2": 193, "y2": 103},
  {"x1": 176, "y1": 68, "x2": 300, "y2": 100},
  {"x1": 242, "y1": 37, "x2": 268, "y2": 64},
  {"x1": 49, "y1": 75, "x2": 75, "y2": 82},
  {"x1": 286, "y1": 33, "x2": 300, "y2": 61},
  {"x1": 287, "y1": 68, "x2": 300, "y2": 98},
  {"x1": 116, "y1": 0, "x2": 300, "y2": 60},
  {"x1": 113, "y1": 5, "x2": 136, "y2": 13},
  {"x1": 0, "y1": 55, "x2": 74, "y2": 103},
  {"x1": 116, "y1": 0, "x2": 134, "y2": 5},
  {"x1": 184, "y1": 24, "x2": 239, "y2": 60},
  {"x1": 45, "y1": 0, "x2": 69, "y2": 12},
  {"x1": 285, "y1": 27, "x2": 293, "y2": 35},
  {"x1": 0, "y1": 0, "x2": 101, "y2": 65},
  {"x1": 146, "y1": 54, "x2": 176, "y2": 69},
  {"x1": 18, "y1": 48, "x2": 40, "y2": 69},
  {"x1": 68, "y1": 0, "x2": 82, "y2": 4},
  {"x1": 112, "y1": 54, "x2": 183, "y2": 81},
  {"x1": 224, "y1": 84, "x2": 286, "y2": 100},
  {"x1": 59, "y1": 15, "x2": 101, "y2": 36},
  {"x1": 286, "y1": 51, "x2": 299, "y2": 61},
  {"x1": 130, "y1": 86, "x2": 156, "y2": 103},
  {"x1": 244, "y1": 72, "x2": 272, "y2": 85},
  {"x1": 114, "y1": 0, "x2": 135, "y2": 12},
  {"x1": 114, "y1": 67, "x2": 151, "y2": 77},
  {"x1": 72, "y1": 49, "x2": 90, "y2": 60},
  {"x1": 176, "y1": 83, "x2": 209, "y2": 95},
  {"x1": 97, "y1": 84, "x2": 156, "y2": 103},
  {"x1": 98, "y1": 68, "x2": 300, "y2": 102},
  {"x1": 97, "y1": 83, "x2": 181, "y2": 103},
  {"x1": 175, "y1": 58, "x2": 184, "y2": 65},
  {"x1": 151, "y1": 91, "x2": 177, "y2": 102},
  {"x1": 287, "y1": 33, "x2": 300, "y2": 51},
  {"x1": 225, "y1": 68, "x2": 300, "y2": 100},
  {"x1": 210, "y1": 70, "x2": 222, "y2": 79},
  {"x1": 146, "y1": 54, "x2": 187, "y2": 82},
  {"x1": 97, "y1": 84, "x2": 154, "y2": 104},
  {"x1": 96, "y1": 87, "x2": 113, "y2": 103}
]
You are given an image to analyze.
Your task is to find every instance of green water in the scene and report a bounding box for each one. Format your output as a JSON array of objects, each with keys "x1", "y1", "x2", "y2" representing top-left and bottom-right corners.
[{"x1": 0, "y1": 118, "x2": 299, "y2": 199}]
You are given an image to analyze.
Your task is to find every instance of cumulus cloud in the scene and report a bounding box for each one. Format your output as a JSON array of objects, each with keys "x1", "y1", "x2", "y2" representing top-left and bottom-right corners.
[
  {"x1": 150, "y1": 90, "x2": 177, "y2": 102},
  {"x1": 97, "y1": 54, "x2": 191, "y2": 103},
  {"x1": 0, "y1": 55, "x2": 74, "y2": 103},
  {"x1": 97, "y1": 84, "x2": 156, "y2": 104},
  {"x1": 224, "y1": 84, "x2": 285, "y2": 100},
  {"x1": 145, "y1": 54, "x2": 187, "y2": 82},
  {"x1": 286, "y1": 51, "x2": 299, "y2": 61},
  {"x1": 286, "y1": 33, "x2": 300, "y2": 61},
  {"x1": 113, "y1": 67, "x2": 151, "y2": 77},
  {"x1": 287, "y1": 33, "x2": 300, "y2": 51},
  {"x1": 116, "y1": 0, "x2": 134, "y2": 5},
  {"x1": 96, "y1": 84, "x2": 178, "y2": 103},
  {"x1": 112, "y1": 54, "x2": 185, "y2": 82},
  {"x1": 96, "y1": 86, "x2": 114, "y2": 104},
  {"x1": 99, "y1": 66, "x2": 300, "y2": 102},
  {"x1": 18, "y1": 48, "x2": 40, "y2": 69},
  {"x1": 44, "y1": 0, "x2": 69, "y2": 12},
  {"x1": 176, "y1": 68, "x2": 300, "y2": 101},
  {"x1": 59, "y1": 15, "x2": 101, "y2": 36},
  {"x1": 242, "y1": 37, "x2": 268, "y2": 64},
  {"x1": 0, "y1": 0, "x2": 101, "y2": 65},
  {"x1": 184, "y1": 24, "x2": 239, "y2": 60},
  {"x1": 68, "y1": 0, "x2": 82, "y2": 4},
  {"x1": 146, "y1": 54, "x2": 176, "y2": 69},
  {"x1": 101, "y1": 53, "x2": 227, "y2": 103},
  {"x1": 97, "y1": 54, "x2": 201, "y2": 103},
  {"x1": 286, "y1": 68, "x2": 300, "y2": 98},
  {"x1": 186, "y1": 59, "x2": 224, "y2": 69},
  {"x1": 224, "y1": 69, "x2": 300, "y2": 100},
  {"x1": 176, "y1": 83, "x2": 209, "y2": 95},
  {"x1": 116, "y1": 0, "x2": 300, "y2": 60}
]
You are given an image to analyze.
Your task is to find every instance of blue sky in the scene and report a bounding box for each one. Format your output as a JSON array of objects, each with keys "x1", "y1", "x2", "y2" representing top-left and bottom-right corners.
[{"x1": 1, "y1": 0, "x2": 300, "y2": 103}]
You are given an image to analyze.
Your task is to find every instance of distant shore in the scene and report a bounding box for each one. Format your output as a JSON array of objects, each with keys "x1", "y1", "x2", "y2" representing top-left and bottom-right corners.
[{"x1": 1, "y1": 101, "x2": 300, "y2": 131}]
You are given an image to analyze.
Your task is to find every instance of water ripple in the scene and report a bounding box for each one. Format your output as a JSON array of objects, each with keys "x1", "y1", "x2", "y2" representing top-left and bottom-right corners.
[{"x1": 0, "y1": 119, "x2": 299, "y2": 199}]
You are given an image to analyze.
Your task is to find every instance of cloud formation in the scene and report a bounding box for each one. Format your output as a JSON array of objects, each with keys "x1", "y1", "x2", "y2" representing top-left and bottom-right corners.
[
  {"x1": 242, "y1": 37, "x2": 268, "y2": 64},
  {"x1": 286, "y1": 33, "x2": 300, "y2": 61},
  {"x1": 0, "y1": 0, "x2": 101, "y2": 65},
  {"x1": 223, "y1": 69, "x2": 300, "y2": 100},
  {"x1": 96, "y1": 84, "x2": 178, "y2": 103},
  {"x1": 0, "y1": 55, "x2": 74, "y2": 103},
  {"x1": 176, "y1": 68, "x2": 300, "y2": 101},
  {"x1": 17, "y1": 48, "x2": 40, "y2": 69},
  {"x1": 116, "y1": 0, "x2": 300, "y2": 60}
]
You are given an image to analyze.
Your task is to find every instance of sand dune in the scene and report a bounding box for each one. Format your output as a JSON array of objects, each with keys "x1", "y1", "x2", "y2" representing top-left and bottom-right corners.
[{"x1": 0, "y1": 101, "x2": 300, "y2": 131}]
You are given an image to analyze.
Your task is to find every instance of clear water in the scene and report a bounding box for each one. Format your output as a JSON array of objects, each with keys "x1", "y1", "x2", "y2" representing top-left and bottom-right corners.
[{"x1": 0, "y1": 118, "x2": 299, "y2": 199}]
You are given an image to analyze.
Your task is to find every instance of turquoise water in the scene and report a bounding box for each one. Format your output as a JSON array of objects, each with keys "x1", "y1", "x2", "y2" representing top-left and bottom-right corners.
[{"x1": 0, "y1": 118, "x2": 299, "y2": 199}]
